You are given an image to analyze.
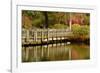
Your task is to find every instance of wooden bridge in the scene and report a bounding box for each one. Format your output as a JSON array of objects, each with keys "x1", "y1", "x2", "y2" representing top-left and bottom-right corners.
[
  {"x1": 22, "y1": 28, "x2": 72, "y2": 45},
  {"x1": 22, "y1": 28, "x2": 73, "y2": 62}
]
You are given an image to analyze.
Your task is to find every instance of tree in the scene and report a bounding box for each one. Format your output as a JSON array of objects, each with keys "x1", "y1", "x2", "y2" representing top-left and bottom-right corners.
[
  {"x1": 22, "y1": 10, "x2": 90, "y2": 29},
  {"x1": 42, "y1": 12, "x2": 48, "y2": 28}
]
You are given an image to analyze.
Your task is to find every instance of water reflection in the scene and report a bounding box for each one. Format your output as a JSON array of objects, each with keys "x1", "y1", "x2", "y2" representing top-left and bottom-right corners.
[{"x1": 22, "y1": 43, "x2": 90, "y2": 62}]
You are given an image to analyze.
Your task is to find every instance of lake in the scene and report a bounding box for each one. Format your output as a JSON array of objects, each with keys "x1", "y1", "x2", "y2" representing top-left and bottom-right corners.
[{"x1": 22, "y1": 43, "x2": 90, "y2": 62}]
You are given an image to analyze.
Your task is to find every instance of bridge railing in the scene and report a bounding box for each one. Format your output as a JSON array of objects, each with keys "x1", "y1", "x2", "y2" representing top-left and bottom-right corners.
[{"x1": 22, "y1": 28, "x2": 72, "y2": 44}]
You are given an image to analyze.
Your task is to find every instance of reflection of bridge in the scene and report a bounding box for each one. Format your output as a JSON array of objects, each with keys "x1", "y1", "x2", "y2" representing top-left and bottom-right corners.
[
  {"x1": 22, "y1": 28, "x2": 72, "y2": 45},
  {"x1": 22, "y1": 44, "x2": 72, "y2": 62}
]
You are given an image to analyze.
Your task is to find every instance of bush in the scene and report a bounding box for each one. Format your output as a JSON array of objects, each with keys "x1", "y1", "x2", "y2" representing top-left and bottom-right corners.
[
  {"x1": 71, "y1": 24, "x2": 90, "y2": 41},
  {"x1": 50, "y1": 24, "x2": 68, "y2": 29}
]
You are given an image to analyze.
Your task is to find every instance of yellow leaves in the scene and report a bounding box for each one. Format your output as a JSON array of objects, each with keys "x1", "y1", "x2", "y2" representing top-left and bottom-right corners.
[{"x1": 22, "y1": 15, "x2": 33, "y2": 29}]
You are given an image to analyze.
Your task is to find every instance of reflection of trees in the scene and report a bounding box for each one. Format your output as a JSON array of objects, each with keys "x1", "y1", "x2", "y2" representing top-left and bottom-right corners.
[{"x1": 71, "y1": 49, "x2": 79, "y2": 60}]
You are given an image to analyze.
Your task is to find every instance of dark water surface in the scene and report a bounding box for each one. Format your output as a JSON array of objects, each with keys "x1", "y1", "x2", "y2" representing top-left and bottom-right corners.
[{"x1": 22, "y1": 43, "x2": 90, "y2": 62}]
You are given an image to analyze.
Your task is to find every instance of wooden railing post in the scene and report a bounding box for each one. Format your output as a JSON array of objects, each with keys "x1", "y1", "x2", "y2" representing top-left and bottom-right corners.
[
  {"x1": 26, "y1": 30, "x2": 29, "y2": 43},
  {"x1": 34, "y1": 30, "x2": 37, "y2": 42},
  {"x1": 41, "y1": 30, "x2": 42, "y2": 43}
]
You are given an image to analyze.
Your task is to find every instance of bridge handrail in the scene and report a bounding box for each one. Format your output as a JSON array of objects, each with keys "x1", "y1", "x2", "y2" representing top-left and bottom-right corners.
[{"x1": 22, "y1": 28, "x2": 72, "y2": 43}]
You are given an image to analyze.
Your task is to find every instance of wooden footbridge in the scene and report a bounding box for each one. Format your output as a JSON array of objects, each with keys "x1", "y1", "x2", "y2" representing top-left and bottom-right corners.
[
  {"x1": 22, "y1": 28, "x2": 73, "y2": 62},
  {"x1": 22, "y1": 28, "x2": 72, "y2": 46}
]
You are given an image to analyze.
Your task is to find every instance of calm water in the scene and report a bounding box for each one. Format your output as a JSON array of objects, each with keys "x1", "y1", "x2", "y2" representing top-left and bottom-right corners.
[{"x1": 22, "y1": 43, "x2": 90, "y2": 62}]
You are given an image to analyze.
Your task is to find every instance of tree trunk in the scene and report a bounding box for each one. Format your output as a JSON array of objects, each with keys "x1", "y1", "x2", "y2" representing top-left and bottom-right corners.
[{"x1": 43, "y1": 12, "x2": 48, "y2": 28}]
